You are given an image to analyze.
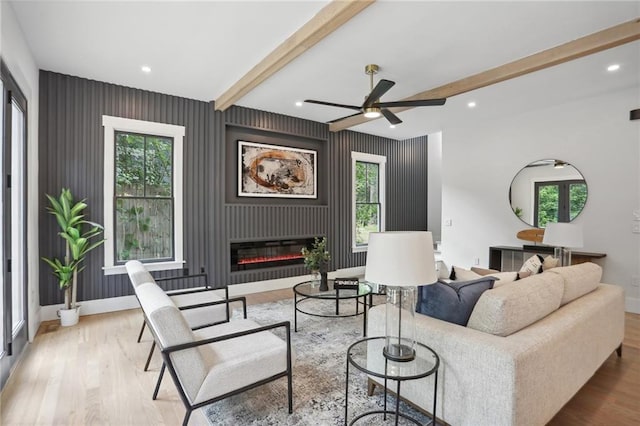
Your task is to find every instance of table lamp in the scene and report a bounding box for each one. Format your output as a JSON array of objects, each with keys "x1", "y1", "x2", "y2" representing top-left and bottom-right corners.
[
  {"x1": 542, "y1": 222, "x2": 584, "y2": 266},
  {"x1": 365, "y1": 231, "x2": 437, "y2": 362}
]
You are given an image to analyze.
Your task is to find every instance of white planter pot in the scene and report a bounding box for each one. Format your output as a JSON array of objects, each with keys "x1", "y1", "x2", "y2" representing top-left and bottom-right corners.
[{"x1": 58, "y1": 306, "x2": 80, "y2": 327}]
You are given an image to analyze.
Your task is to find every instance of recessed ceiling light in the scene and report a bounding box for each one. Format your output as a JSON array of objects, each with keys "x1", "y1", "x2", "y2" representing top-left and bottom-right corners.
[
  {"x1": 141, "y1": 65, "x2": 152, "y2": 73},
  {"x1": 467, "y1": 101, "x2": 477, "y2": 108},
  {"x1": 295, "y1": 101, "x2": 303, "y2": 107},
  {"x1": 389, "y1": 124, "x2": 396, "y2": 129},
  {"x1": 607, "y1": 64, "x2": 620, "y2": 72}
]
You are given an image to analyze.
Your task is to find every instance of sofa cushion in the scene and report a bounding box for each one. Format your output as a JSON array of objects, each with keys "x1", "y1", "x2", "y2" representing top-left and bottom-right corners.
[
  {"x1": 449, "y1": 266, "x2": 482, "y2": 281},
  {"x1": 467, "y1": 272, "x2": 564, "y2": 336},
  {"x1": 542, "y1": 255, "x2": 560, "y2": 271},
  {"x1": 417, "y1": 277, "x2": 495, "y2": 326},
  {"x1": 487, "y1": 272, "x2": 519, "y2": 287},
  {"x1": 547, "y1": 262, "x2": 602, "y2": 305},
  {"x1": 470, "y1": 266, "x2": 500, "y2": 276}
]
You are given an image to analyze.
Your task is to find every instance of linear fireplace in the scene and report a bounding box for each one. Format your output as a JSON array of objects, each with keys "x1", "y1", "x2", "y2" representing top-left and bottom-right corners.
[{"x1": 230, "y1": 237, "x2": 317, "y2": 272}]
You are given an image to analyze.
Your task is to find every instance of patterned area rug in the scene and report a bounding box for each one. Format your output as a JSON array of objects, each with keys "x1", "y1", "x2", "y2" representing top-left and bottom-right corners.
[{"x1": 204, "y1": 298, "x2": 432, "y2": 425}]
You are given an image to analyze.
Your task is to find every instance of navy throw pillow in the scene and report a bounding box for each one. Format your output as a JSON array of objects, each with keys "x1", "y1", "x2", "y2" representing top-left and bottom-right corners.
[{"x1": 416, "y1": 277, "x2": 495, "y2": 326}]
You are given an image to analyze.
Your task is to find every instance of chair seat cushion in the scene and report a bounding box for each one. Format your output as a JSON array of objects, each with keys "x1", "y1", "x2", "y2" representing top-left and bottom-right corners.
[
  {"x1": 193, "y1": 319, "x2": 291, "y2": 404},
  {"x1": 170, "y1": 291, "x2": 228, "y2": 328}
]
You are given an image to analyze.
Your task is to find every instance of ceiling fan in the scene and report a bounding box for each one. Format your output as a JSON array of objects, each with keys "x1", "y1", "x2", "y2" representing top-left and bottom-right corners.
[{"x1": 305, "y1": 64, "x2": 447, "y2": 126}]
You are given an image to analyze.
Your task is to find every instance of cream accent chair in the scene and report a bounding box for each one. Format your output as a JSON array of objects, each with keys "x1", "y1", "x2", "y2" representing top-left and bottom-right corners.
[
  {"x1": 125, "y1": 261, "x2": 247, "y2": 383},
  {"x1": 134, "y1": 279, "x2": 293, "y2": 426}
]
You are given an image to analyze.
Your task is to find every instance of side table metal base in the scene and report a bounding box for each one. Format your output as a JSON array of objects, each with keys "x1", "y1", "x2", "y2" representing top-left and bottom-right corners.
[
  {"x1": 349, "y1": 410, "x2": 432, "y2": 426},
  {"x1": 345, "y1": 337, "x2": 440, "y2": 426}
]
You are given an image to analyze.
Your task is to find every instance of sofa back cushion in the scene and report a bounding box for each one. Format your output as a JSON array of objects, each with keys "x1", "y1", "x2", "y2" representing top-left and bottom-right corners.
[
  {"x1": 467, "y1": 272, "x2": 564, "y2": 336},
  {"x1": 547, "y1": 262, "x2": 602, "y2": 305},
  {"x1": 416, "y1": 277, "x2": 495, "y2": 326}
]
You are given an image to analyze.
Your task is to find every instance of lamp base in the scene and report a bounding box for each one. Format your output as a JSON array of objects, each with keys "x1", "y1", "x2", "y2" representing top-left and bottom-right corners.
[{"x1": 383, "y1": 343, "x2": 416, "y2": 362}]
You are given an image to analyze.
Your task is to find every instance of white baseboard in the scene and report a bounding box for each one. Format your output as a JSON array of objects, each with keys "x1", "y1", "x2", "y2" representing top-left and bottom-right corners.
[
  {"x1": 39, "y1": 267, "x2": 368, "y2": 322},
  {"x1": 40, "y1": 295, "x2": 141, "y2": 321},
  {"x1": 625, "y1": 296, "x2": 640, "y2": 314}
]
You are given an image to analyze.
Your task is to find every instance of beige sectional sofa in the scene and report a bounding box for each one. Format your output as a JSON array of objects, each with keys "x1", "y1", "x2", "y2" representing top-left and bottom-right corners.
[{"x1": 367, "y1": 262, "x2": 625, "y2": 426}]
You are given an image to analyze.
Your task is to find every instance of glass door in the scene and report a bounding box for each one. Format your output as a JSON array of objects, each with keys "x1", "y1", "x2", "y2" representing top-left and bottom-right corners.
[{"x1": 0, "y1": 62, "x2": 28, "y2": 390}]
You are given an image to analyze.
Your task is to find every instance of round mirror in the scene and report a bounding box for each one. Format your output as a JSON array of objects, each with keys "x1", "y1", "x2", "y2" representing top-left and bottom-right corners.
[{"x1": 509, "y1": 159, "x2": 587, "y2": 227}]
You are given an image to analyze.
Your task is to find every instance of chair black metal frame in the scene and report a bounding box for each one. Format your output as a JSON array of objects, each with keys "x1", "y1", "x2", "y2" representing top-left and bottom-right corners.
[
  {"x1": 135, "y1": 273, "x2": 247, "y2": 372},
  {"x1": 157, "y1": 320, "x2": 293, "y2": 426}
]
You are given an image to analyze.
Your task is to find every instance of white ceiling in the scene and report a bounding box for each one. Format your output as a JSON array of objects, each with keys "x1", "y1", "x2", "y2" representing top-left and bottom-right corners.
[{"x1": 10, "y1": 1, "x2": 640, "y2": 140}]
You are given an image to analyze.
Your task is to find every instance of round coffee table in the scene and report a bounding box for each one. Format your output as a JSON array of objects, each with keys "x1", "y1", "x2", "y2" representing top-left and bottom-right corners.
[{"x1": 293, "y1": 279, "x2": 372, "y2": 335}]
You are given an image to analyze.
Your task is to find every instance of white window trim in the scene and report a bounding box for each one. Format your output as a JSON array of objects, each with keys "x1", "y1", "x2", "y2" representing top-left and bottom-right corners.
[
  {"x1": 351, "y1": 151, "x2": 386, "y2": 253},
  {"x1": 102, "y1": 115, "x2": 185, "y2": 275}
]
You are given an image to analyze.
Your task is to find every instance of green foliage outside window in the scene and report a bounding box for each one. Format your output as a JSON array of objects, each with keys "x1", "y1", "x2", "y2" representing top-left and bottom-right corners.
[
  {"x1": 115, "y1": 132, "x2": 173, "y2": 262},
  {"x1": 569, "y1": 183, "x2": 587, "y2": 220},
  {"x1": 537, "y1": 181, "x2": 587, "y2": 228},
  {"x1": 537, "y1": 184, "x2": 559, "y2": 228},
  {"x1": 355, "y1": 161, "x2": 380, "y2": 245}
]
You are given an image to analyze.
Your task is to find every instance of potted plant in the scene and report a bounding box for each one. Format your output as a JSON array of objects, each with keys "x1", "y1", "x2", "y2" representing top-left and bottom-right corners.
[
  {"x1": 41, "y1": 188, "x2": 105, "y2": 326},
  {"x1": 301, "y1": 237, "x2": 331, "y2": 290}
]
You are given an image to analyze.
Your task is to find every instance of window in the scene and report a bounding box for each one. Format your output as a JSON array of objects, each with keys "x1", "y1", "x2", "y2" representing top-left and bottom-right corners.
[
  {"x1": 1, "y1": 62, "x2": 29, "y2": 388},
  {"x1": 534, "y1": 179, "x2": 587, "y2": 228},
  {"x1": 103, "y1": 116, "x2": 184, "y2": 275},
  {"x1": 352, "y1": 152, "x2": 386, "y2": 252}
]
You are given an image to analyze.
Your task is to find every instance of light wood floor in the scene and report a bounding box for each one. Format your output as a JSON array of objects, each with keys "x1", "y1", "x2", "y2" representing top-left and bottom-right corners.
[{"x1": 1, "y1": 289, "x2": 638, "y2": 425}]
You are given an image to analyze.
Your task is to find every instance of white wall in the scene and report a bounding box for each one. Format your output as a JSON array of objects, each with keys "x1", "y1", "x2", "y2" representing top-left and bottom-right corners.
[
  {"x1": 427, "y1": 131, "x2": 442, "y2": 243},
  {"x1": 1, "y1": 3, "x2": 40, "y2": 340},
  {"x1": 441, "y1": 88, "x2": 640, "y2": 313}
]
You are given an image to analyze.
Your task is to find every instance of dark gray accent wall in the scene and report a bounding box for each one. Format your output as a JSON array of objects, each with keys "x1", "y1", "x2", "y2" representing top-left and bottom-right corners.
[
  {"x1": 327, "y1": 131, "x2": 429, "y2": 269},
  {"x1": 38, "y1": 71, "x2": 429, "y2": 305}
]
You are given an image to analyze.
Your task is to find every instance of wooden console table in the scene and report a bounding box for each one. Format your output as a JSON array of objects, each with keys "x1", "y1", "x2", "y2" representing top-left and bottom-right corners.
[{"x1": 489, "y1": 245, "x2": 606, "y2": 272}]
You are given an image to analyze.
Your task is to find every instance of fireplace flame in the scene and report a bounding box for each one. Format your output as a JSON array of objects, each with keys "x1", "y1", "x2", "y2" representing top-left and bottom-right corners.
[{"x1": 237, "y1": 253, "x2": 304, "y2": 265}]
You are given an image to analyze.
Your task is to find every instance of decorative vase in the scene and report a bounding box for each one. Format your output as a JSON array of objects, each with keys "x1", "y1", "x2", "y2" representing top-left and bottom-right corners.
[
  {"x1": 58, "y1": 306, "x2": 80, "y2": 327},
  {"x1": 320, "y1": 270, "x2": 329, "y2": 292},
  {"x1": 311, "y1": 270, "x2": 321, "y2": 287}
]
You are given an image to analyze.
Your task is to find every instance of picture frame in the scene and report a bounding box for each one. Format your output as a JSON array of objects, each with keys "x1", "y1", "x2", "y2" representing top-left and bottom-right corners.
[{"x1": 238, "y1": 140, "x2": 317, "y2": 199}]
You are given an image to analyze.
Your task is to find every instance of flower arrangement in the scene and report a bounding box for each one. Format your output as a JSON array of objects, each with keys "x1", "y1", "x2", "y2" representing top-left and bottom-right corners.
[{"x1": 301, "y1": 237, "x2": 331, "y2": 272}]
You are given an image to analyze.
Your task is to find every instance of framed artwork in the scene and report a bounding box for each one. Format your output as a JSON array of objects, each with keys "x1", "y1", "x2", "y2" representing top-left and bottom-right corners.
[{"x1": 238, "y1": 141, "x2": 317, "y2": 199}]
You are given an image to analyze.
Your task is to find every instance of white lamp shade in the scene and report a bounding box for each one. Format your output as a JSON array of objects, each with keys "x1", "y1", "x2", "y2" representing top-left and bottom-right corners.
[
  {"x1": 365, "y1": 231, "x2": 437, "y2": 286},
  {"x1": 543, "y1": 222, "x2": 584, "y2": 248}
]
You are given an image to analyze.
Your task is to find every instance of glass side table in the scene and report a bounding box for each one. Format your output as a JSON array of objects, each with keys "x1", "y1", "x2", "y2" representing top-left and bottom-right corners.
[
  {"x1": 345, "y1": 337, "x2": 440, "y2": 425},
  {"x1": 293, "y1": 279, "x2": 372, "y2": 335}
]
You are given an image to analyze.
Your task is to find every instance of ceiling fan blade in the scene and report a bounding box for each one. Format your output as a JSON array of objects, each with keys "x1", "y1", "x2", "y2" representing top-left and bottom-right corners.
[
  {"x1": 327, "y1": 112, "x2": 362, "y2": 124},
  {"x1": 381, "y1": 109, "x2": 402, "y2": 125},
  {"x1": 304, "y1": 99, "x2": 361, "y2": 111},
  {"x1": 375, "y1": 98, "x2": 447, "y2": 108},
  {"x1": 362, "y1": 79, "x2": 395, "y2": 108}
]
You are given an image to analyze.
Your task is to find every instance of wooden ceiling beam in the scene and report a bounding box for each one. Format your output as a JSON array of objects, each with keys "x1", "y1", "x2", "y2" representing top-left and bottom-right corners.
[
  {"x1": 214, "y1": 0, "x2": 375, "y2": 111},
  {"x1": 329, "y1": 17, "x2": 640, "y2": 132}
]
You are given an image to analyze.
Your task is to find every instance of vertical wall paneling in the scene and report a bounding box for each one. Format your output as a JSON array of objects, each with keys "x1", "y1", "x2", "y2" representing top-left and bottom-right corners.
[{"x1": 38, "y1": 71, "x2": 429, "y2": 305}]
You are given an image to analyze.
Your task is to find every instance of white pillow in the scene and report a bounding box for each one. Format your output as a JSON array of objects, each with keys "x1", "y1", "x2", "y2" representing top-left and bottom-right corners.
[
  {"x1": 542, "y1": 255, "x2": 560, "y2": 271},
  {"x1": 519, "y1": 254, "x2": 544, "y2": 275},
  {"x1": 436, "y1": 260, "x2": 450, "y2": 280},
  {"x1": 450, "y1": 266, "x2": 482, "y2": 281}
]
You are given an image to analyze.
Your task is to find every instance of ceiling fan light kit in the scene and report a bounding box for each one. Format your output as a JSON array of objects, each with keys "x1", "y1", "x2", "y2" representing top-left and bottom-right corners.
[
  {"x1": 305, "y1": 63, "x2": 446, "y2": 126},
  {"x1": 363, "y1": 107, "x2": 382, "y2": 118}
]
